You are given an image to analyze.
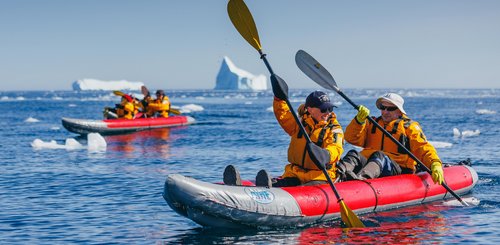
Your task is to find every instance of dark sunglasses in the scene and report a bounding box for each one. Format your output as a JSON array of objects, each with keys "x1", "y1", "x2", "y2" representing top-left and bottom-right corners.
[
  {"x1": 378, "y1": 105, "x2": 398, "y2": 111},
  {"x1": 320, "y1": 105, "x2": 334, "y2": 113}
]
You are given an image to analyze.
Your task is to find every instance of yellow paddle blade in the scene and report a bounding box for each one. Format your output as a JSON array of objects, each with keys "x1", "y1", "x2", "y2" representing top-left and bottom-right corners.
[
  {"x1": 169, "y1": 108, "x2": 181, "y2": 115},
  {"x1": 339, "y1": 200, "x2": 365, "y2": 228},
  {"x1": 227, "y1": 0, "x2": 262, "y2": 51},
  {"x1": 113, "y1": 90, "x2": 125, "y2": 96}
]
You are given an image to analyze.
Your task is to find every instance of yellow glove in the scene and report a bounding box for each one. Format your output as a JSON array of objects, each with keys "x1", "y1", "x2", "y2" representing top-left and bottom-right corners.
[
  {"x1": 356, "y1": 105, "x2": 370, "y2": 123},
  {"x1": 431, "y1": 162, "x2": 444, "y2": 185}
]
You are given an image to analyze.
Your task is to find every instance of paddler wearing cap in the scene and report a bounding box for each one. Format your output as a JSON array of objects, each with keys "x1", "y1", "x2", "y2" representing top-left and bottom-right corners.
[
  {"x1": 144, "y1": 89, "x2": 171, "y2": 118},
  {"x1": 339, "y1": 92, "x2": 444, "y2": 185},
  {"x1": 222, "y1": 90, "x2": 344, "y2": 188}
]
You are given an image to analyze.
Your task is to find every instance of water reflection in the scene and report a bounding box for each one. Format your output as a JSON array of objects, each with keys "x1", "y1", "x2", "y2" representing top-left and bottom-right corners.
[
  {"x1": 105, "y1": 128, "x2": 172, "y2": 158},
  {"x1": 158, "y1": 203, "x2": 469, "y2": 244}
]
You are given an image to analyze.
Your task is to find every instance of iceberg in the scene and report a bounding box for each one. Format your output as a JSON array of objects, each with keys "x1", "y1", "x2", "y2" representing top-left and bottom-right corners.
[
  {"x1": 214, "y1": 56, "x2": 268, "y2": 91},
  {"x1": 72, "y1": 78, "x2": 144, "y2": 91}
]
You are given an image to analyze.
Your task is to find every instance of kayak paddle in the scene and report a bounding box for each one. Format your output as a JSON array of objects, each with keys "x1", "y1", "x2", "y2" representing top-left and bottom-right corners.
[
  {"x1": 295, "y1": 49, "x2": 469, "y2": 207},
  {"x1": 227, "y1": 0, "x2": 365, "y2": 228}
]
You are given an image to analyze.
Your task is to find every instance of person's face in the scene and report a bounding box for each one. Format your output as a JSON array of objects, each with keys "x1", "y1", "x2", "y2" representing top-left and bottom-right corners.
[
  {"x1": 379, "y1": 101, "x2": 402, "y2": 123},
  {"x1": 156, "y1": 93, "x2": 163, "y2": 99},
  {"x1": 307, "y1": 107, "x2": 331, "y2": 122}
]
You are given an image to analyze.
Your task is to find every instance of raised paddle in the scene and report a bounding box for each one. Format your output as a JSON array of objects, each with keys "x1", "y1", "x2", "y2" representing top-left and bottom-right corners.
[
  {"x1": 227, "y1": 0, "x2": 365, "y2": 228},
  {"x1": 295, "y1": 49, "x2": 470, "y2": 207}
]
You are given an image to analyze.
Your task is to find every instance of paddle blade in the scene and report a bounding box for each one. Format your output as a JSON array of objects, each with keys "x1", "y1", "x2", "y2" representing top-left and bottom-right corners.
[
  {"x1": 295, "y1": 50, "x2": 339, "y2": 92},
  {"x1": 113, "y1": 90, "x2": 125, "y2": 96},
  {"x1": 141, "y1": 86, "x2": 150, "y2": 97},
  {"x1": 227, "y1": 0, "x2": 262, "y2": 51},
  {"x1": 270, "y1": 74, "x2": 288, "y2": 100},
  {"x1": 306, "y1": 142, "x2": 330, "y2": 170},
  {"x1": 169, "y1": 108, "x2": 181, "y2": 115},
  {"x1": 339, "y1": 200, "x2": 365, "y2": 228}
]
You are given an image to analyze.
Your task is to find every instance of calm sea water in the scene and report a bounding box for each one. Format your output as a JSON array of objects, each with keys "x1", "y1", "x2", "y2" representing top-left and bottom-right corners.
[{"x1": 0, "y1": 89, "x2": 498, "y2": 244}]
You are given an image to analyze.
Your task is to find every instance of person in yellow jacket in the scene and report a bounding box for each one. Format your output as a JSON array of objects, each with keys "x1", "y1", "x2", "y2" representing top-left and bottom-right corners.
[
  {"x1": 223, "y1": 91, "x2": 344, "y2": 187},
  {"x1": 144, "y1": 90, "x2": 171, "y2": 118},
  {"x1": 339, "y1": 92, "x2": 444, "y2": 185},
  {"x1": 115, "y1": 94, "x2": 137, "y2": 119}
]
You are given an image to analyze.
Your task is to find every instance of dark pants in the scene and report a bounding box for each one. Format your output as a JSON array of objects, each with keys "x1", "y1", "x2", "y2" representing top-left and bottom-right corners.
[{"x1": 340, "y1": 150, "x2": 406, "y2": 179}]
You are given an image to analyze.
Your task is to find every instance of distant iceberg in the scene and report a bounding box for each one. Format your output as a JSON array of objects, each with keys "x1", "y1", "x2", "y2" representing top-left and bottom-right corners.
[
  {"x1": 214, "y1": 56, "x2": 267, "y2": 91},
  {"x1": 72, "y1": 78, "x2": 144, "y2": 91}
]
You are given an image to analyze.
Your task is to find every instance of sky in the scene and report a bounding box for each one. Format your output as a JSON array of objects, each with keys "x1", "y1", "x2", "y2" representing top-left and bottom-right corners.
[{"x1": 1, "y1": 0, "x2": 499, "y2": 91}]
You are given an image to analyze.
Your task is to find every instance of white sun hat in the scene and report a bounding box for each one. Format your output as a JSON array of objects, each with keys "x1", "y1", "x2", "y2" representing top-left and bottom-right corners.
[{"x1": 376, "y1": 93, "x2": 406, "y2": 114}]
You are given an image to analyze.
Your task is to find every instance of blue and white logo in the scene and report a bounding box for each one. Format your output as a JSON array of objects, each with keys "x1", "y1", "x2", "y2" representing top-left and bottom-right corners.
[{"x1": 245, "y1": 188, "x2": 275, "y2": 204}]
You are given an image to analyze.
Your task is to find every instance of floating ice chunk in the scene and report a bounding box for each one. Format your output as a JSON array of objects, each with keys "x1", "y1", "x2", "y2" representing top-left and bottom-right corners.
[
  {"x1": 25, "y1": 117, "x2": 39, "y2": 123},
  {"x1": 453, "y1": 128, "x2": 480, "y2": 138},
  {"x1": 87, "y1": 133, "x2": 107, "y2": 152},
  {"x1": 462, "y1": 129, "x2": 480, "y2": 137},
  {"x1": 180, "y1": 104, "x2": 204, "y2": 113},
  {"x1": 266, "y1": 106, "x2": 273, "y2": 112},
  {"x1": 429, "y1": 141, "x2": 453, "y2": 148},
  {"x1": 31, "y1": 138, "x2": 84, "y2": 150},
  {"x1": 475, "y1": 109, "x2": 496, "y2": 115}
]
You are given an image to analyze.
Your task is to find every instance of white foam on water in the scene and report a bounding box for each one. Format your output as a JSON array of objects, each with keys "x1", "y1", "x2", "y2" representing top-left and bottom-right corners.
[
  {"x1": 266, "y1": 106, "x2": 273, "y2": 112},
  {"x1": 476, "y1": 109, "x2": 496, "y2": 115},
  {"x1": 429, "y1": 141, "x2": 453, "y2": 148},
  {"x1": 440, "y1": 197, "x2": 480, "y2": 207},
  {"x1": 25, "y1": 117, "x2": 40, "y2": 123}
]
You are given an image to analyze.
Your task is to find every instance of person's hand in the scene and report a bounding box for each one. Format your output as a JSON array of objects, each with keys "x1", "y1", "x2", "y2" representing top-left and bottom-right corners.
[
  {"x1": 431, "y1": 162, "x2": 444, "y2": 184},
  {"x1": 356, "y1": 105, "x2": 370, "y2": 123},
  {"x1": 297, "y1": 104, "x2": 306, "y2": 116}
]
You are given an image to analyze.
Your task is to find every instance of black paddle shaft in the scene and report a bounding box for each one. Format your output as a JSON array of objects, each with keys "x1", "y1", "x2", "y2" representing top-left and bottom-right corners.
[
  {"x1": 336, "y1": 89, "x2": 468, "y2": 206},
  {"x1": 260, "y1": 51, "x2": 344, "y2": 201}
]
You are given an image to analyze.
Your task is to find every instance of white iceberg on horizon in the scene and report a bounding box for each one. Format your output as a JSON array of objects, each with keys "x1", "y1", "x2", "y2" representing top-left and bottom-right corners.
[
  {"x1": 214, "y1": 56, "x2": 267, "y2": 91},
  {"x1": 72, "y1": 78, "x2": 144, "y2": 91}
]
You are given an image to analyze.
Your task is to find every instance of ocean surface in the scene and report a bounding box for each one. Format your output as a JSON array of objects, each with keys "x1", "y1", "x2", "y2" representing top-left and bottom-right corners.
[{"x1": 0, "y1": 88, "x2": 498, "y2": 244}]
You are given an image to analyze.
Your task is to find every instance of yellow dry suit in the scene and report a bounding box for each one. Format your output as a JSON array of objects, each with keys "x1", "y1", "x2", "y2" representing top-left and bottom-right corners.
[
  {"x1": 273, "y1": 98, "x2": 344, "y2": 184},
  {"x1": 344, "y1": 114, "x2": 441, "y2": 171},
  {"x1": 116, "y1": 97, "x2": 136, "y2": 119},
  {"x1": 145, "y1": 95, "x2": 171, "y2": 118}
]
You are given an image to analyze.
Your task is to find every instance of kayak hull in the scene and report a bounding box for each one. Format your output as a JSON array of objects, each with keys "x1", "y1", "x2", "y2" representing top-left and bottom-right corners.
[
  {"x1": 61, "y1": 116, "x2": 195, "y2": 135},
  {"x1": 163, "y1": 165, "x2": 477, "y2": 229}
]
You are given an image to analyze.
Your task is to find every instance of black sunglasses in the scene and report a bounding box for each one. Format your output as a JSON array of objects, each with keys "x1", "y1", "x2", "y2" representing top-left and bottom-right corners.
[
  {"x1": 378, "y1": 105, "x2": 398, "y2": 111},
  {"x1": 320, "y1": 105, "x2": 334, "y2": 113}
]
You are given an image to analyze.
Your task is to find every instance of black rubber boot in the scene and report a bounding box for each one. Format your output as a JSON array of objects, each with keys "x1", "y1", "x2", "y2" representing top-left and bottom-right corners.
[
  {"x1": 357, "y1": 161, "x2": 382, "y2": 180},
  {"x1": 255, "y1": 169, "x2": 272, "y2": 188},
  {"x1": 223, "y1": 165, "x2": 242, "y2": 186},
  {"x1": 337, "y1": 160, "x2": 359, "y2": 181}
]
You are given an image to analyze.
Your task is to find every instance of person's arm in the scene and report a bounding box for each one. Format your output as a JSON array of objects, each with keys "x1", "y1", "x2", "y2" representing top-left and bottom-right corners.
[
  {"x1": 323, "y1": 124, "x2": 344, "y2": 164},
  {"x1": 344, "y1": 118, "x2": 369, "y2": 147},
  {"x1": 273, "y1": 97, "x2": 298, "y2": 136},
  {"x1": 407, "y1": 122, "x2": 444, "y2": 184}
]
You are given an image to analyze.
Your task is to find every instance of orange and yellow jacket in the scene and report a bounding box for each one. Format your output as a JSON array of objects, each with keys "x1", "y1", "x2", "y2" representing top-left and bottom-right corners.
[
  {"x1": 344, "y1": 115, "x2": 441, "y2": 171},
  {"x1": 273, "y1": 98, "x2": 344, "y2": 183},
  {"x1": 145, "y1": 96, "x2": 171, "y2": 118},
  {"x1": 116, "y1": 99, "x2": 136, "y2": 119}
]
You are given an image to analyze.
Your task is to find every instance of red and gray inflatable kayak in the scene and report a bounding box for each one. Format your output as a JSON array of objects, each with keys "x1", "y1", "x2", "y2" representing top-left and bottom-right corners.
[
  {"x1": 62, "y1": 116, "x2": 195, "y2": 135},
  {"x1": 163, "y1": 165, "x2": 477, "y2": 229}
]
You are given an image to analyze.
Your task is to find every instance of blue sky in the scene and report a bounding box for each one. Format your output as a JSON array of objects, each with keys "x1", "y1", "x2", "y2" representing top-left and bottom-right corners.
[{"x1": 1, "y1": 0, "x2": 499, "y2": 91}]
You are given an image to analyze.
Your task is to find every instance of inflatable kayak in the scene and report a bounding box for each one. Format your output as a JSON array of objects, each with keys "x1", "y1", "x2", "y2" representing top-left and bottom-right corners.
[
  {"x1": 62, "y1": 116, "x2": 195, "y2": 135},
  {"x1": 163, "y1": 164, "x2": 477, "y2": 229}
]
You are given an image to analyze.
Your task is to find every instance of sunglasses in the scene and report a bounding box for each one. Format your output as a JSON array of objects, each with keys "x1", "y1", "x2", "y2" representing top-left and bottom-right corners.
[
  {"x1": 319, "y1": 105, "x2": 334, "y2": 113},
  {"x1": 378, "y1": 105, "x2": 398, "y2": 111}
]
